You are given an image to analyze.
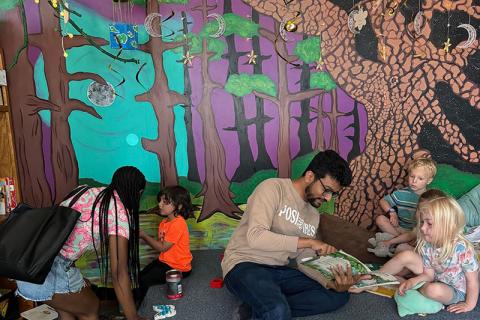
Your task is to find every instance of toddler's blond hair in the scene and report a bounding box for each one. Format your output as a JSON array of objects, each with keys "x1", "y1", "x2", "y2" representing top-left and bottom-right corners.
[{"x1": 408, "y1": 158, "x2": 437, "y2": 179}]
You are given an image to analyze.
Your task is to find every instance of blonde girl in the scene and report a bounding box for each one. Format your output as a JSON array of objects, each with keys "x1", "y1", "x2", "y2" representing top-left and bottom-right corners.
[{"x1": 380, "y1": 196, "x2": 479, "y2": 313}]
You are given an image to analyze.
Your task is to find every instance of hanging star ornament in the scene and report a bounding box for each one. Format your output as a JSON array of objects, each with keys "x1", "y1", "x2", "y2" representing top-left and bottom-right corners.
[
  {"x1": 315, "y1": 57, "x2": 325, "y2": 70},
  {"x1": 182, "y1": 51, "x2": 194, "y2": 66},
  {"x1": 380, "y1": 44, "x2": 388, "y2": 61},
  {"x1": 443, "y1": 37, "x2": 452, "y2": 53},
  {"x1": 247, "y1": 50, "x2": 257, "y2": 64}
]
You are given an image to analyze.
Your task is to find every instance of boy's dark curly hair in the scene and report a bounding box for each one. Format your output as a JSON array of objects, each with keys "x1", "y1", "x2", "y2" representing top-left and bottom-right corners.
[
  {"x1": 302, "y1": 150, "x2": 352, "y2": 187},
  {"x1": 157, "y1": 186, "x2": 195, "y2": 220}
]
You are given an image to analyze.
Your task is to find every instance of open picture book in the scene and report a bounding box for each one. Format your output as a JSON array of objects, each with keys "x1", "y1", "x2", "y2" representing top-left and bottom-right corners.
[{"x1": 298, "y1": 250, "x2": 399, "y2": 290}]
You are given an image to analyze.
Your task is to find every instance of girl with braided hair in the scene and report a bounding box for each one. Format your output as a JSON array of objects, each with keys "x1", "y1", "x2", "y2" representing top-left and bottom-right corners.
[{"x1": 16, "y1": 166, "x2": 146, "y2": 320}]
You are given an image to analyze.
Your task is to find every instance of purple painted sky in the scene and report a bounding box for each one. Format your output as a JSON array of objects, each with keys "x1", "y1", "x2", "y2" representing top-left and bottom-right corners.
[
  {"x1": 26, "y1": 0, "x2": 367, "y2": 182},
  {"x1": 160, "y1": 0, "x2": 367, "y2": 179}
]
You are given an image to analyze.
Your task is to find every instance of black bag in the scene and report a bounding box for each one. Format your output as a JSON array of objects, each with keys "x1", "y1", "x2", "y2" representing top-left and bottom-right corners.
[{"x1": 0, "y1": 186, "x2": 90, "y2": 284}]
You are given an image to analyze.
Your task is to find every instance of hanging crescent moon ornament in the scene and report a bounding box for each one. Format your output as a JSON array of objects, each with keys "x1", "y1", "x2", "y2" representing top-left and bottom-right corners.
[
  {"x1": 456, "y1": 23, "x2": 477, "y2": 49},
  {"x1": 413, "y1": 11, "x2": 426, "y2": 36},
  {"x1": 207, "y1": 13, "x2": 226, "y2": 38},
  {"x1": 279, "y1": 17, "x2": 290, "y2": 41},
  {"x1": 144, "y1": 13, "x2": 162, "y2": 38}
]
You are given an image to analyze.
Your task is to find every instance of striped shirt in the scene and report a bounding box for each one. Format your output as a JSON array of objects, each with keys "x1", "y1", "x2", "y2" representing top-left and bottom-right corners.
[{"x1": 383, "y1": 187, "x2": 419, "y2": 230}]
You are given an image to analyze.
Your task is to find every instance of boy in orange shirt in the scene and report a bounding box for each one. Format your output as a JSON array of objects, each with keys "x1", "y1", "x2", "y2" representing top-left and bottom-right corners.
[{"x1": 136, "y1": 186, "x2": 195, "y2": 306}]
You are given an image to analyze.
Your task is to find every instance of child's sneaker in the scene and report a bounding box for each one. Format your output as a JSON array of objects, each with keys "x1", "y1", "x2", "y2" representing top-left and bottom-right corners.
[
  {"x1": 153, "y1": 305, "x2": 176, "y2": 319},
  {"x1": 153, "y1": 305, "x2": 175, "y2": 313}
]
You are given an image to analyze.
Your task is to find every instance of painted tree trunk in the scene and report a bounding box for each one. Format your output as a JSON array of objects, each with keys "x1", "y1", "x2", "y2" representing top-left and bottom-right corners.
[
  {"x1": 315, "y1": 93, "x2": 325, "y2": 151},
  {"x1": 143, "y1": 0, "x2": 181, "y2": 187},
  {"x1": 224, "y1": 0, "x2": 255, "y2": 183},
  {"x1": 296, "y1": 38, "x2": 313, "y2": 158},
  {"x1": 329, "y1": 89, "x2": 339, "y2": 152},
  {"x1": 36, "y1": 0, "x2": 78, "y2": 202},
  {"x1": 253, "y1": 95, "x2": 275, "y2": 171},
  {"x1": 196, "y1": 34, "x2": 241, "y2": 221},
  {"x1": 258, "y1": 23, "x2": 324, "y2": 178},
  {"x1": 272, "y1": 24, "x2": 291, "y2": 178},
  {"x1": 251, "y1": 9, "x2": 274, "y2": 171},
  {"x1": 180, "y1": 11, "x2": 200, "y2": 183},
  {"x1": 50, "y1": 111, "x2": 78, "y2": 200},
  {"x1": 277, "y1": 102, "x2": 291, "y2": 178},
  {"x1": 347, "y1": 101, "x2": 361, "y2": 162},
  {"x1": 230, "y1": 95, "x2": 256, "y2": 182},
  {"x1": 0, "y1": 6, "x2": 52, "y2": 206}
]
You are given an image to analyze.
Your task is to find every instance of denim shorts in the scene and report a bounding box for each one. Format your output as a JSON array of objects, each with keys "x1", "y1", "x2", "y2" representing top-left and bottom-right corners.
[
  {"x1": 448, "y1": 286, "x2": 466, "y2": 305},
  {"x1": 16, "y1": 255, "x2": 85, "y2": 301}
]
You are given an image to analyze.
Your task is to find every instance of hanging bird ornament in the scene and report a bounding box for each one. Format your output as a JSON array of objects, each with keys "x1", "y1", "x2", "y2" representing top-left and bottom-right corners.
[{"x1": 348, "y1": 7, "x2": 368, "y2": 34}]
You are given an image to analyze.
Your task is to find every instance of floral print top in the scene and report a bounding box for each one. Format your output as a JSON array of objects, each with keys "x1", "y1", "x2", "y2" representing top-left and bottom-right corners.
[
  {"x1": 421, "y1": 239, "x2": 479, "y2": 293},
  {"x1": 59, "y1": 187, "x2": 130, "y2": 261}
]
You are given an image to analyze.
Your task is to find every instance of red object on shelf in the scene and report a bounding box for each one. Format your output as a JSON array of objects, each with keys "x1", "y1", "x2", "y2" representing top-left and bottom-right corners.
[
  {"x1": 6, "y1": 177, "x2": 16, "y2": 213},
  {"x1": 210, "y1": 278, "x2": 224, "y2": 288}
]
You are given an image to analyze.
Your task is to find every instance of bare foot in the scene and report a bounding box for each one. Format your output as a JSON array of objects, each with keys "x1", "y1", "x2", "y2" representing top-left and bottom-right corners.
[{"x1": 348, "y1": 285, "x2": 376, "y2": 293}]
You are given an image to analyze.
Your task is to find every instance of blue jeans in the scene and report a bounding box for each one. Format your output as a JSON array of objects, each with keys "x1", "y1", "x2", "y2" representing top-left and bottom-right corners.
[{"x1": 224, "y1": 262, "x2": 349, "y2": 320}]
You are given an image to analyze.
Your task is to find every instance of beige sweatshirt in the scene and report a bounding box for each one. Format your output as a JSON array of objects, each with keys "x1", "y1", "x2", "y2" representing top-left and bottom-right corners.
[{"x1": 221, "y1": 178, "x2": 320, "y2": 277}]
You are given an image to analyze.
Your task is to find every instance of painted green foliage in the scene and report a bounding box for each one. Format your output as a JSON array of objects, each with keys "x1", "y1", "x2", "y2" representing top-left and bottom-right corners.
[
  {"x1": 185, "y1": 13, "x2": 258, "y2": 61},
  {"x1": 131, "y1": 0, "x2": 188, "y2": 5},
  {"x1": 310, "y1": 72, "x2": 336, "y2": 91},
  {"x1": 294, "y1": 36, "x2": 321, "y2": 64},
  {"x1": 0, "y1": 0, "x2": 21, "y2": 10},
  {"x1": 225, "y1": 74, "x2": 276, "y2": 97},
  {"x1": 295, "y1": 36, "x2": 336, "y2": 91},
  {"x1": 173, "y1": 13, "x2": 232, "y2": 62},
  {"x1": 185, "y1": 33, "x2": 225, "y2": 60},
  {"x1": 226, "y1": 32, "x2": 336, "y2": 97}
]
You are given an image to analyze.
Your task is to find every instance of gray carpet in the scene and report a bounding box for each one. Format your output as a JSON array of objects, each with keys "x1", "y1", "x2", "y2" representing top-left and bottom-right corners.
[{"x1": 138, "y1": 250, "x2": 480, "y2": 320}]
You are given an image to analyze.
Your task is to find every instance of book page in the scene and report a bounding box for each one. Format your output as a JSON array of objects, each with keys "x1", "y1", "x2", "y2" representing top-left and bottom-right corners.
[
  {"x1": 301, "y1": 250, "x2": 371, "y2": 281},
  {"x1": 21, "y1": 304, "x2": 58, "y2": 320}
]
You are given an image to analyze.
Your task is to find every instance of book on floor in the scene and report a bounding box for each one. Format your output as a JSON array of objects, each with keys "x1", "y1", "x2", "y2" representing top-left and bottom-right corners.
[
  {"x1": 20, "y1": 304, "x2": 58, "y2": 320},
  {"x1": 366, "y1": 284, "x2": 398, "y2": 298},
  {"x1": 298, "y1": 250, "x2": 399, "y2": 289}
]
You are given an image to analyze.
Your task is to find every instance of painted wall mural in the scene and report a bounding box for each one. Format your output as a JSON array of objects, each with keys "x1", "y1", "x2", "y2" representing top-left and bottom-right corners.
[
  {"x1": 244, "y1": 0, "x2": 480, "y2": 228},
  {"x1": 1, "y1": 0, "x2": 479, "y2": 252}
]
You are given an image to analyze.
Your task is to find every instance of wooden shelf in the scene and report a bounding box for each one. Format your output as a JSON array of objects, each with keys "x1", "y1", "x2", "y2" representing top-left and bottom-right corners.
[{"x1": 0, "y1": 48, "x2": 21, "y2": 203}]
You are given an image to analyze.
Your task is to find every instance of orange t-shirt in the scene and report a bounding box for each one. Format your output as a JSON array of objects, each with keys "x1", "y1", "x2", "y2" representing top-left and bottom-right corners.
[{"x1": 158, "y1": 216, "x2": 192, "y2": 272}]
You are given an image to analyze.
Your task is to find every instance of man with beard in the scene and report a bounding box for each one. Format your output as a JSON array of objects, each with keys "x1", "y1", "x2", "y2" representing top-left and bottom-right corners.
[{"x1": 222, "y1": 150, "x2": 361, "y2": 320}]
